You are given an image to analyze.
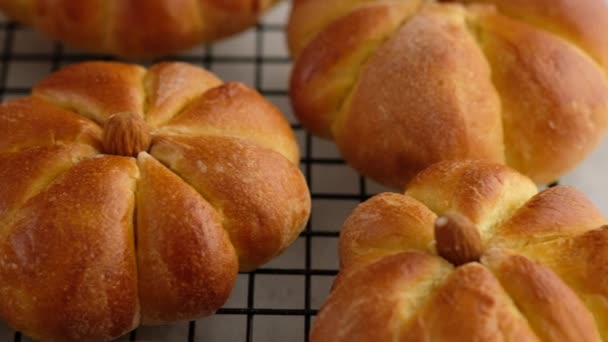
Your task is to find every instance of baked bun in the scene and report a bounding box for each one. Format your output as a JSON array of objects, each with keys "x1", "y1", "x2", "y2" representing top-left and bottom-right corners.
[
  {"x1": 0, "y1": 61, "x2": 310, "y2": 341},
  {"x1": 288, "y1": 0, "x2": 608, "y2": 188},
  {"x1": 312, "y1": 160, "x2": 608, "y2": 341},
  {"x1": 0, "y1": 0, "x2": 278, "y2": 57}
]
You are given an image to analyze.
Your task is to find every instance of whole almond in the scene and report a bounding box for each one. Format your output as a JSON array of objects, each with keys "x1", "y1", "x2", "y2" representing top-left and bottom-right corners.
[
  {"x1": 103, "y1": 112, "x2": 152, "y2": 157},
  {"x1": 434, "y1": 211, "x2": 483, "y2": 266}
]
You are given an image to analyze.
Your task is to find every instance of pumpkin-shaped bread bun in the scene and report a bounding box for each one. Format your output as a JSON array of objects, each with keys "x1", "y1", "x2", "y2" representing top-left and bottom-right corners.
[
  {"x1": 0, "y1": 0, "x2": 278, "y2": 57},
  {"x1": 0, "y1": 61, "x2": 310, "y2": 341},
  {"x1": 312, "y1": 160, "x2": 608, "y2": 341},
  {"x1": 288, "y1": 0, "x2": 608, "y2": 188}
]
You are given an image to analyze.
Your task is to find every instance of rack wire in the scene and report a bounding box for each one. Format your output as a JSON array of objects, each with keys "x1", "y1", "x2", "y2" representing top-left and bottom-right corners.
[{"x1": 0, "y1": 3, "x2": 386, "y2": 341}]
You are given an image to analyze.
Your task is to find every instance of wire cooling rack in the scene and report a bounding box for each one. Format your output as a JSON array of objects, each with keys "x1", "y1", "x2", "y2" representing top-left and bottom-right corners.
[{"x1": 1, "y1": 2, "x2": 608, "y2": 342}]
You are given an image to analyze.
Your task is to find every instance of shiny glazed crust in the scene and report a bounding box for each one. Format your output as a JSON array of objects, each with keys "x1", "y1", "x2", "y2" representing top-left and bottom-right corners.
[
  {"x1": 0, "y1": 0, "x2": 278, "y2": 57},
  {"x1": 288, "y1": 0, "x2": 608, "y2": 188},
  {"x1": 313, "y1": 160, "x2": 608, "y2": 341},
  {"x1": 0, "y1": 61, "x2": 311, "y2": 341}
]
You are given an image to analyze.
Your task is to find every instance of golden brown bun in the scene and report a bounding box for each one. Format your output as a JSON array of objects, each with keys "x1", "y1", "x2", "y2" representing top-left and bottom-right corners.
[
  {"x1": 0, "y1": 61, "x2": 310, "y2": 341},
  {"x1": 289, "y1": 0, "x2": 608, "y2": 188},
  {"x1": 0, "y1": 0, "x2": 278, "y2": 57},
  {"x1": 312, "y1": 160, "x2": 608, "y2": 341}
]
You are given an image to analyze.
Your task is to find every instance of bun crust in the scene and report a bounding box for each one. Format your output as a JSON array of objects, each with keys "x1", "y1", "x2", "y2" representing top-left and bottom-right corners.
[
  {"x1": 312, "y1": 160, "x2": 608, "y2": 341},
  {"x1": 0, "y1": 61, "x2": 310, "y2": 341},
  {"x1": 0, "y1": 0, "x2": 278, "y2": 57},
  {"x1": 289, "y1": 0, "x2": 608, "y2": 188}
]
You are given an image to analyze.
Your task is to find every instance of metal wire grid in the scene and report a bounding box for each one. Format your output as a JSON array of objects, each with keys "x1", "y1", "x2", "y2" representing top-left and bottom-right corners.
[{"x1": 0, "y1": 4, "x2": 390, "y2": 341}]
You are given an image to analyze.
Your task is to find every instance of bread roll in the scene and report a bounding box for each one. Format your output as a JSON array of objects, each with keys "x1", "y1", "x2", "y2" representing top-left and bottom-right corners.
[
  {"x1": 0, "y1": 61, "x2": 310, "y2": 341},
  {"x1": 289, "y1": 0, "x2": 608, "y2": 188},
  {"x1": 313, "y1": 160, "x2": 608, "y2": 341},
  {"x1": 0, "y1": 0, "x2": 278, "y2": 57}
]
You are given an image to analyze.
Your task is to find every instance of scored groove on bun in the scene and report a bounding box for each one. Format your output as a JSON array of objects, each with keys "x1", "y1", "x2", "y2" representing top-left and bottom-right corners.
[
  {"x1": 313, "y1": 160, "x2": 608, "y2": 341},
  {"x1": 288, "y1": 0, "x2": 608, "y2": 188},
  {"x1": 0, "y1": 61, "x2": 311, "y2": 341}
]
